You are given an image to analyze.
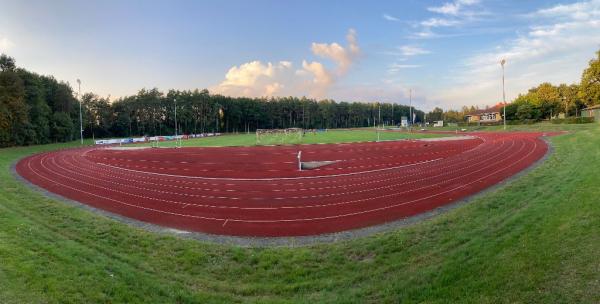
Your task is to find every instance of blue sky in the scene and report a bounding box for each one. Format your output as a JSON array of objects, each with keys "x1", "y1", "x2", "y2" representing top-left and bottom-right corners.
[{"x1": 1, "y1": 0, "x2": 598, "y2": 110}]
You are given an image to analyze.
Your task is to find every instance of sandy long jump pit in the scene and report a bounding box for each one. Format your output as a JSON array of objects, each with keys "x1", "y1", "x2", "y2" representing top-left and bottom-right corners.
[{"x1": 15, "y1": 132, "x2": 556, "y2": 238}]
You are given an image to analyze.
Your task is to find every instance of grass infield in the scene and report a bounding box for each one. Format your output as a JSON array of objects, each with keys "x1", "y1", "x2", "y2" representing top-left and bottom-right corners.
[
  {"x1": 0, "y1": 126, "x2": 598, "y2": 303},
  {"x1": 139, "y1": 128, "x2": 448, "y2": 148}
]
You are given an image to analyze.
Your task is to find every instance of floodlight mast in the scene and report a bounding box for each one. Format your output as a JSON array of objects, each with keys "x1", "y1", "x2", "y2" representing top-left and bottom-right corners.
[
  {"x1": 501, "y1": 59, "x2": 506, "y2": 130},
  {"x1": 77, "y1": 79, "x2": 83, "y2": 145},
  {"x1": 174, "y1": 97, "x2": 181, "y2": 148},
  {"x1": 409, "y1": 89, "x2": 413, "y2": 132},
  {"x1": 174, "y1": 98, "x2": 178, "y2": 138},
  {"x1": 378, "y1": 103, "x2": 381, "y2": 128}
]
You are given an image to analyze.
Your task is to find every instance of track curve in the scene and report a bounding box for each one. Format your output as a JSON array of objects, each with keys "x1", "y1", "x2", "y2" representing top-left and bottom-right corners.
[{"x1": 15, "y1": 132, "x2": 554, "y2": 237}]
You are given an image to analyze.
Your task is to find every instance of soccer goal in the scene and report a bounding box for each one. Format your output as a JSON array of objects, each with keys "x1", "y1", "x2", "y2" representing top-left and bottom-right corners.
[{"x1": 256, "y1": 128, "x2": 303, "y2": 145}]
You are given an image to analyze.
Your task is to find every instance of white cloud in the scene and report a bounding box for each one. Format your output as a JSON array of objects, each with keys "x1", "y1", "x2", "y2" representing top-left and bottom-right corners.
[
  {"x1": 414, "y1": 0, "x2": 484, "y2": 39},
  {"x1": 215, "y1": 61, "x2": 295, "y2": 97},
  {"x1": 428, "y1": 0, "x2": 480, "y2": 16},
  {"x1": 397, "y1": 45, "x2": 430, "y2": 56},
  {"x1": 302, "y1": 60, "x2": 333, "y2": 85},
  {"x1": 388, "y1": 63, "x2": 422, "y2": 74},
  {"x1": 535, "y1": 0, "x2": 600, "y2": 20},
  {"x1": 311, "y1": 29, "x2": 360, "y2": 74},
  {"x1": 431, "y1": 0, "x2": 600, "y2": 108},
  {"x1": 428, "y1": 3, "x2": 460, "y2": 15},
  {"x1": 0, "y1": 37, "x2": 15, "y2": 51},
  {"x1": 411, "y1": 29, "x2": 437, "y2": 39},
  {"x1": 213, "y1": 29, "x2": 360, "y2": 99},
  {"x1": 420, "y1": 18, "x2": 460, "y2": 27},
  {"x1": 383, "y1": 14, "x2": 399, "y2": 22},
  {"x1": 392, "y1": 64, "x2": 421, "y2": 69}
]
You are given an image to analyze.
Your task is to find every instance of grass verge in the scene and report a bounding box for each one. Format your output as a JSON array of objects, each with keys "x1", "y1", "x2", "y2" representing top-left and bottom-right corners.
[{"x1": 0, "y1": 125, "x2": 598, "y2": 303}]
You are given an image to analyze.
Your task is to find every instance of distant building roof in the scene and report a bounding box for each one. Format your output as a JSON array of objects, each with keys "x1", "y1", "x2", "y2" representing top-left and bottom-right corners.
[
  {"x1": 466, "y1": 103, "x2": 505, "y2": 116},
  {"x1": 583, "y1": 104, "x2": 600, "y2": 110}
]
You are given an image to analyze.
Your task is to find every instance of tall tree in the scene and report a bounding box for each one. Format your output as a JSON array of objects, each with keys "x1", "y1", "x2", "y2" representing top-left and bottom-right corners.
[
  {"x1": 579, "y1": 50, "x2": 600, "y2": 106},
  {"x1": 0, "y1": 54, "x2": 17, "y2": 72},
  {"x1": 0, "y1": 55, "x2": 30, "y2": 146}
]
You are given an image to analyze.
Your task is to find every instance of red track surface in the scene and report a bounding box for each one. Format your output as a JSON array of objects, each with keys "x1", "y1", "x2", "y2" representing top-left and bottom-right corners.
[{"x1": 16, "y1": 132, "x2": 554, "y2": 237}]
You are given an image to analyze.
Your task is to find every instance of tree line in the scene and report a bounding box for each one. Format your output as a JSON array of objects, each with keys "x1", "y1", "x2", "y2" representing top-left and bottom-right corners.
[
  {"x1": 0, "y1": 54, "x2": 424, "y2": 147},
  {"x1": 0, "y1": 54, "x2": 81, "y2": 146},
  {"x1": 426, "y1": 49, "x2": 600, "y2": 123}
]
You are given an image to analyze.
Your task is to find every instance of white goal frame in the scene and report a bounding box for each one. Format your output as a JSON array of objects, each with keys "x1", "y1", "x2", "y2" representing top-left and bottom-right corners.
[{"x1": 256, "y1": 128, "x2": 303, "y2": 145}]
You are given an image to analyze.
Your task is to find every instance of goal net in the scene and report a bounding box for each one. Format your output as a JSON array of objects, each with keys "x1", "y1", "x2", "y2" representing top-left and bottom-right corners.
[{"x1": 256, "y1": 128, "x2": 303, "y2": 145}]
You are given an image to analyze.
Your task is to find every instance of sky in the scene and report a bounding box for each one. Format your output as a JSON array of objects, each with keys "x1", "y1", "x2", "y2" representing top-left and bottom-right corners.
[{"x1": 1, "y1": 0, "x2": 599, "y2": 111}]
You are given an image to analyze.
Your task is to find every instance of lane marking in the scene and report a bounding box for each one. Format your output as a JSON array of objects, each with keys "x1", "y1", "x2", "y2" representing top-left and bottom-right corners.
[{"x1": 96, "y1": 158, "x2": 445, "y2": 181}]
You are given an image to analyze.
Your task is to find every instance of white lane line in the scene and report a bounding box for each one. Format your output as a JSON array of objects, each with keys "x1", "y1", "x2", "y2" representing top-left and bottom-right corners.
[
  {"x1": 64, "y1": 140, "x2": 510, "y2": 206},
  {"x1": 38, "y1": 137, "x2": 525, "y2": 213},
  {"x1": 83, "y1": 141, "x2": 483, "y2": 186},
  {"x1": 25, "y1": 137, "x2": 540, "y2": 223},
  {"x1": 96, "y1": 158, "x2": 445, "y2": 181},
  {"x1": 65, "y1": 137, "x2": 510, "y2": 201}
]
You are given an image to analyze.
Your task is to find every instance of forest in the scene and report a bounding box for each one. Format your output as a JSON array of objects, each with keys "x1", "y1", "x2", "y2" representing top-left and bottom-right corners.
[{"x1": 0, "y1": 54, "x2": 423, "y2": 147}]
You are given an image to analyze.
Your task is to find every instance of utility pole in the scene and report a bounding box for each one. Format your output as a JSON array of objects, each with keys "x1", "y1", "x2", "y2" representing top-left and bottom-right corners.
[
  {"x1": 501, "y1": 59, "x2": 507, "y2": 130},
  {"x1": 77, "y1": 79, "x2": 83, "y2": 145}
]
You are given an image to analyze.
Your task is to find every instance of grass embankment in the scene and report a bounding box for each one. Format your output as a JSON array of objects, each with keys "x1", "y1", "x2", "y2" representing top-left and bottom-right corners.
[
  {"x1": 0, "y1": 125, "x2": 598, "y2": 303},
  {"x1": 422, "y1": 121, "x2": 598, "y2": 132}
]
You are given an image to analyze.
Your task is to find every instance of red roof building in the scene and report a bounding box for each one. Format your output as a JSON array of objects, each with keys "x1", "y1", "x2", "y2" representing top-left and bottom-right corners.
[{"x1": 465, "y1": 103, "x2": 505, "y2": 123}]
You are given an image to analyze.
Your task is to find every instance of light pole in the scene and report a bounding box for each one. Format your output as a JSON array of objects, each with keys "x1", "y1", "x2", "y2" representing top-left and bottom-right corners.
[
  {"x1": 500, "y1": 59, "x2": 506, "y2": 130},
  {"x1": 409, "y1": 89, "x2": 413, "y2": 132},
  {"x1": 77, "y1": 79, "x2": 83, "y2": 144},
  {"x1": 391, "y1": 102, "x2": 394, "y2": 126},
  {"x1": 174, "y1": 98, "x2": 178, "y2": 138},
  {"x1": 377, "y1": 103, "x2": 381, "y2": 141},
  {"x1": 378, "y1": 103, "x2": 381, "y2": 128}
]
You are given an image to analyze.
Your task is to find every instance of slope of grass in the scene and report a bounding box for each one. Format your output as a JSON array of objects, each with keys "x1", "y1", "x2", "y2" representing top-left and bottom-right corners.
[
  {"x1": 423, "y1": 121, "x2": 598, "y2": 133},
  {"x1": 0, "y1": 124, "x2": 598, "y2": 303}
]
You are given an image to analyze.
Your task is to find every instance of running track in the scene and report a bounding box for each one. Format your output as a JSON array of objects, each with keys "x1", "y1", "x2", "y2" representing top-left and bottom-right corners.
[{"x1": 15, "y1": 132, "x2": 555, "y2": 237}]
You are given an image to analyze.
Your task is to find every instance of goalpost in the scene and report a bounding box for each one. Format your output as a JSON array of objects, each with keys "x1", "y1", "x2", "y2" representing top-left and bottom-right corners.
[
  {"x1": 149, "y1": 136, "x2": 183, "y2": 148},
  {"x1": 256, "y1": 128, "x2": 303, "y2": 145}
]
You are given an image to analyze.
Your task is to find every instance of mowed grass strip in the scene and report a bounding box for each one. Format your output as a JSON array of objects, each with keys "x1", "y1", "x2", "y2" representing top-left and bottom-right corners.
[{"x1": 0, "y1": 125, "x2": 598, "y2": 303}]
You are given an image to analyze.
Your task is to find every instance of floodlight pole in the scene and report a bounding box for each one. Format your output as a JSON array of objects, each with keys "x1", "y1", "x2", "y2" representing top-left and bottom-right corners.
[
  {"x1": 392, "y1": 103, "x2": 394, "y2": 126},
  {"x1": 378, "y1": 103, "x2": 381, "y2": 128},
  {"x1": 501, "y1": 59, "x2": 506, "y2": 130},
  {"x1": 409, "y1": 89, "x2": 413, "y2": 132},
  {"x1": 77, "y1": 79, "x2": 83, "y2": 145},
  {"x1": 174, "y1": 98, "x2": 178, "y2": 138}
]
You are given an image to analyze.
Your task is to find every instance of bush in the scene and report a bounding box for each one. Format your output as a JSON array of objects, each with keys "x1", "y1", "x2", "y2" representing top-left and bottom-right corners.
[
  {"x1": 551, "y1": 117, "x2": 595, "y2": 124},
  {"x1": 51, "y1": 112, "x2": 73, "y2": 142},
  {"x1": 506, "y1": 119, "x2": 539, "y2": 125}
]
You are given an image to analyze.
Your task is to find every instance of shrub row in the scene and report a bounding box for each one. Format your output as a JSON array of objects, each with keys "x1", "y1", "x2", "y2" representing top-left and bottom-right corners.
[{"x1": 550, "y1": 117, "x2": 595, "y2": 124}]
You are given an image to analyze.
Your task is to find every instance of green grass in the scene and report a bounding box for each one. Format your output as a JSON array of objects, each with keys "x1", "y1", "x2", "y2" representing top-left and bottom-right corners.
[
  {"x1": 137, "y1": 129, "x2": 446, "y2": 148},
  {"x1": 0, "y1": 124, "x2": 599, "y2": 303},
  {"x1": 423, "y1": 121, "x2": 599, "y2": 132}
]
